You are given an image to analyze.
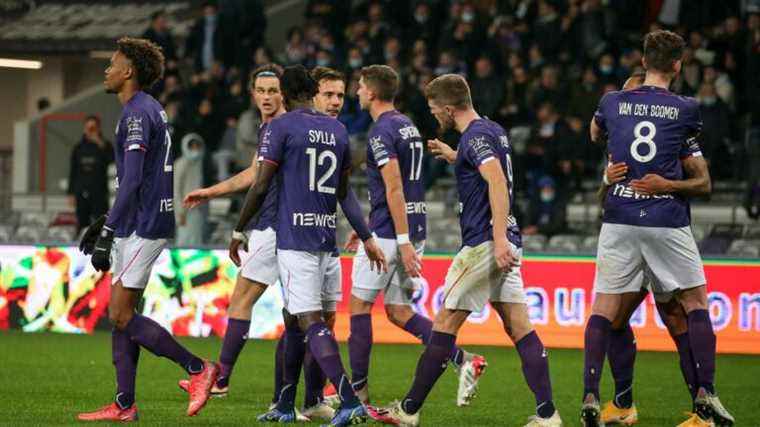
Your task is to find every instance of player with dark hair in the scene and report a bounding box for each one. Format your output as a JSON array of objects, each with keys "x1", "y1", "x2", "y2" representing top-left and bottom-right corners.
[
  {"x1": 232, "y1": 65, "x2": 386, "y2": 426},
  {"x1": 583, "y1": 30, "x2": 734, "y2": 427},
  {"x1": 341, "y1": 65, "x2": 486, "y2": 411},
  {"x1": 311, "y1": 66, "x2": 346, "y2": 118},
  {"x1": 76, "y1": 37, "x2": 217, "y2": 422},
  {"x1": 378, "y1": 74, "x2": 561, "y2": 427}
]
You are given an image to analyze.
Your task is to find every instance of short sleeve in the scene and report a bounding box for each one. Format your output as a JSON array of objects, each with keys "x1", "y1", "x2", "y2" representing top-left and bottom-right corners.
[
  {"x1": 680, "y1": 101, "x2": 704, "y2": 159},
  {"x1": 123, "y1": 111, "x2": 151, "y2": 152},
  {"x1": 593, "y1": 92, "x2": 611, "y2": 133},
  {"x1": 367, "y1": 126, "x2": 397, "y2": 167},
  {"x1": 463, "y1": 133, "x2": 497, "y2": 167},
  {"x1": 258, "y1": 119, "x2": 285, "y2": 165}
]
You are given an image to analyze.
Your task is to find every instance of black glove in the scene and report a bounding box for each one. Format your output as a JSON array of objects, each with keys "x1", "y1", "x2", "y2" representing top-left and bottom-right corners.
[
  {"x1": 91, "y1": 226, "x2": 114, "y2": 272},
  {"x1": 79, "y1": 215, "x2": 107, "y2": 255}
]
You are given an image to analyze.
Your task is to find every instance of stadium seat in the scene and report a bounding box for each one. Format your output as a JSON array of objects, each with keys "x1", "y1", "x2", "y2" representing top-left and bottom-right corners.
[
  {"x1": 691, "y1": 224, "x2": 711, "y2": 243},
  {"x1": 0, "y1": 225, "x2": 13, "y2": 243},
  {"x1": 580, "y1": 235, "x2": 599, "y2": 254},
  {"x1": 727, "y1": 239, "x2": 760, "y2": 258},
  {"x1": 521, "y1": 234, "x2": 547, "y2": 253},
  {"x1": 546, "y1": 234, "x2": 581, "y2": 253},
  {"x1": 47, "y1": 226, "x2": 77, "y2": 243},
  {"x1": 13, "y1": 225, "x2": 46, "y2": 243}
]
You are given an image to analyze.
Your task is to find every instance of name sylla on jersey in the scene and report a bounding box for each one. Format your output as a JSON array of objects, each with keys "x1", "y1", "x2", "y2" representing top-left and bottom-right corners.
[
  {"x1": 618, "y1": 102, "x2": 680, "y2": 120},
  {"x1": 308, "y1": 129, "x2": 336, "y2": 145}
]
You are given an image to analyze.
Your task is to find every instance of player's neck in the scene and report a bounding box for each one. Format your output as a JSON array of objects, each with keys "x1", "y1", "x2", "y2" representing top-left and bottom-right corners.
[
  {"x1": 642, "y1": 72, "x2": 672, "y2": 90},
  {"x1": 117, "y1": 84, "x2": 140, "y2": 106},
  {"x1": 454, "y1": 108, "x2": 480, "y2": 133},
  {"x1": 369, "y1": 101, "x2": 394, "y2": 121},
  {"x1": 263, "y1": 106, "x2": 286, "y2": 123}
]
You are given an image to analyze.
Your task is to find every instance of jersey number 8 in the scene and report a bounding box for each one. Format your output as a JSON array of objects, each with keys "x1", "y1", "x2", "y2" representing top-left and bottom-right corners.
[{"x1": 631, "y1": 120, "x2": 657, "y2": 163}]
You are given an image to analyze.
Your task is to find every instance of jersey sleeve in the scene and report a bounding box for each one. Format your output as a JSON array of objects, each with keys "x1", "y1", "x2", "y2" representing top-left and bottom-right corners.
[
  {"x1": 123, "y1": 110, "x2": 151, "y2": 152},
  {"x1": 680, "y1": 100, "x2": 704, "y2": 158},
  {"x1": 593, "y1": 92, "x2": 611, "y2": 133},
  {"x1": 463, "y1": 132, "x2": 497, "y2": 168},
  {"x1": 258, "y1": 119, "x2": 285, "y2": 165},
  {"x1": 367, "y1": 126, "x2": 397, "y2": 167},
  {"x1": 340, "y1": 128, "x2": 352, "y2": 172}
]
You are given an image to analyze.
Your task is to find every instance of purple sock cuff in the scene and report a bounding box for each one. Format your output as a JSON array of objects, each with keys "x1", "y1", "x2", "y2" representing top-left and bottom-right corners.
[
  {"x1": 350, "y1": 313, "x2": 371, "y2": 326},
  {"x1": 588, "y1": 314, "x2": 612, "y2": 329},
  {"x1": 515, "y1": 330, "x2": 540, "y2": 352},
  {"x1": 429, "y1": 331, "x2": 456, "y2": 348},
  {"x1": 688, "y1": 309, "x2": 710, "y2": 323},
  {"x1": 307, "y1": 321, "x2": 328, "y2": 337}
]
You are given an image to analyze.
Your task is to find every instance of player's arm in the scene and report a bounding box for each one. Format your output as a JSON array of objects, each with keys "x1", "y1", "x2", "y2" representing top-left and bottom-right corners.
[
  {"x1": 589, "y1": 118, "x2": 604, "y2": 145},
  {"x1": 184, "y1": 155, "x2": 257, "y2": 208},
  {"x1": 229, "y1": 159, "x2": 277, "y2": 266},
  {"x1": 478, "y1": 158, "x2": 517, "y2": 272},
  {"x1": 380, "y1": 159, "x2": 421, "y2": 277},
  {"x1": 667, "y1": 155, "x2": 711, "y2": 196},
  {"x1": 590, "y1": 94, "x2": 609, "y2": 146},
  {"x1": 427, "y1": 138, "x2": 456, "y2": 164}
]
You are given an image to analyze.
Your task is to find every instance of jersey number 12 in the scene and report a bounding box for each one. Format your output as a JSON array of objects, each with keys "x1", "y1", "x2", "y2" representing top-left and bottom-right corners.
[{"x1": 306, "y1": 147, "x2": 337, "y2": 194}]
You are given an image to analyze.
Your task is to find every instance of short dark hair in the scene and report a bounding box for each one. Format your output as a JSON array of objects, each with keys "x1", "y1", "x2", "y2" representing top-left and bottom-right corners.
[
  {"x1": 116, "y1": 37, "x2": 165, "y2": 89},
  {"x1": 281, "y1": 65, "x2": 318, "y2": 106},
  {"x1": 643, "y1": 30, "x2": 685, "y2": 73},
  {"x1": 424, "y1": 74, "x2": 472, "y2": 109},
  {"x1": 249, "y1": 63, "x2": 283, "y2": 88},
  {"x1": 84, "y1": 115, "x2": 100, "y2": 125},
  {"x1": 150, "y1": 11, "x2": 165, "y2": 22},
  {"x1": 310, "y1": 66, "x2": 345, "y2": 85},
  {"x1": 359, "y1": 65, "x2": 398, "y2": 102}
]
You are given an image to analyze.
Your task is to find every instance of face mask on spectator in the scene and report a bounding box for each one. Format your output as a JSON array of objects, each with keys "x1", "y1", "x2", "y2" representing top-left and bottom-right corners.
[
  {"x1": 415, "y1": 13, "x2": 428, "y2": 24},
  {"x1": 461, "y1": 12, "x2": 475, "y2": 23},
  {"x1": 540, "y1": 188, "x2": 555, "y2": 203},
  {"x1": 316, "y1": 58, "x2": 330, "y2": 67},
  {"x1": 349, "y1": 58, "x2": 363, "y2": 68},
  {"x1": 699, "y1": 96, "x2": 717, "y2": 106},
  {"x1": 187, "y1": 149, "x2": 202, "y2": 160},
  {"x1": 600, "y1": 65, "x2": 614, "y2": 75}
]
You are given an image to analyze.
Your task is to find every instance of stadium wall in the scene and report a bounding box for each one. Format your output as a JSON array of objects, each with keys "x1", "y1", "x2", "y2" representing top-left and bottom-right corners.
[{"x1": 1, "y1": 244, "x2": 758, "y2": 355}]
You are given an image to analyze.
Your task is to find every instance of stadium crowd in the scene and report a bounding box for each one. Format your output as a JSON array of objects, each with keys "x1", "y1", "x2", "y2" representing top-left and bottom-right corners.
[{"x1": 129, "y1": 0, "x2": 760, "y2": 241}]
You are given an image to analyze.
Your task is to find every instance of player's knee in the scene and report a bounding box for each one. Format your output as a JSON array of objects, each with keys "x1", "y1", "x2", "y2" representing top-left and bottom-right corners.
[
  {"x1": 349, "y1": 293, "x2": 374, "y2": 315},
  {"x1": 678, "y1": 286, "x2": 708, "y2": 313},
  {"x1": 385, "y1": 304, "x2": 412, "y2": 328},
  {"x1": 108, "y1": 307, "x2": 134, "y2": 330},
  {"x1": 432, "y1": 309, "x2": 467, "y2": 335},
  {"x1": 296, "y1": 311, "x2": 323, "y2": 332},
  {"x1": 324, "y1": 312, "x2": 336, "y2": 331}
]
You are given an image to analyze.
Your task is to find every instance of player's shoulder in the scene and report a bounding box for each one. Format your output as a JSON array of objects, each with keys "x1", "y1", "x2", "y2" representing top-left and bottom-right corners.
[
  {"x1": 123, "y1": 92, "x2": 163, "y2": 121},
  {"x1": 462, "y1": 118, "x2": 501, "y2": 144},
  {"x1": 599, "y1": 89, "x2": 624, "y2": 106}
]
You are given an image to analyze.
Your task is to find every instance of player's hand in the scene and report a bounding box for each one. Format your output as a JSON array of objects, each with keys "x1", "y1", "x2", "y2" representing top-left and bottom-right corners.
[
  {"x1": 90, "y1": 226, "x2": 114, "y2": 272},
  {"x1": 399, "y1": 242, "x2": 421, "y2": 278},
  {"x1": 79, "y1": 215, "x2": 106, "y2": 255},
  {"x1": 494, "y1": 237, "x2": 518, "y2": 273},
  {"x1": 629, "y1": 173, "x2": 673, "y2": 195},
  {"x1": 229, "y1": 231, "x2": 248, "y2": 267},
  {"x1": 343, "y1": 230, "x2": 361, "y2": 252},
  {"x1": 363, "y1": 237, "x2": 388, "y2": 273},
  {"x1": 605, "y1": 161, "x2": 628, "y2": 185},
  {"x1": 183, "y1": 188, "x2": 212, "y2": 209},
  {"x1": 427, "y1": 139, "x2": 456, "y2": 164}
]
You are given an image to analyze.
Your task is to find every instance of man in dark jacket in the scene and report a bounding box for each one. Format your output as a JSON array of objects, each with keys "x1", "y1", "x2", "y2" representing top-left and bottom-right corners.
[
  {"x1": 68, "y1": 115, "x2": 113, "y2": 234},
  {"x1": 142, "y1": 11, "x2": 177, "y2": 61}
]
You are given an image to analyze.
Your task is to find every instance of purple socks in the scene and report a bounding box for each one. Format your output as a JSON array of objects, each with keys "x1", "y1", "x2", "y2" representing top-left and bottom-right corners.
[
  {"x1": 403, "y1": 314, "x2": 465, "y2": 367},
  {"x1": 686, "y1": 310, "x2": 716, "y2": 393},
  {"x1": 304, "y1": 350, "x2": 327, "y2": 407},
  {"x1": 276, "y1": 324, "x2": 306, "y2": 412},
  {"x1": 674, "y1": 332, "x2": 699, "y2": 400},
  {"x1": 402, "y1": 331, "x2": 456, "y2": 415},
  {"x1": 516, "y1": 331, "x2": 555, "y2": 418},
  {"x1": 583, "y1": 315, "x2": 611, "y2": 401},
  {"x1": 272, "y1": 335, "x2": 285, "y2": 404},
  {"x1": 217, "y1": 318, "x2": 250, "y2": 388},
  {"x1": 348, "y1": 314, "x2": 372, "y2": 390},
  {"x1": 112, "y1": 328, "x2": 140, "y2": 409},
  {"x1": 307, "y1": 322, "x2": 358, "y2": 406},
  {"x1": 124, "y1": 313, "x2": 203, "y2": 375},
  {"x1": 607, "y1": 325, "x2": 636, "y2": 409}
]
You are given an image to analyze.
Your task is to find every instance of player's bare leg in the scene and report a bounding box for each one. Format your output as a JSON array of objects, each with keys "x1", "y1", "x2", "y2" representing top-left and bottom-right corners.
[
  {"x1": 677, "y1": 286, "x2": 734, "y2": 426},
  {"x1": 493, "y1": 302, "x2": 561, "y2": 426},
  {"x1": 79, "y1": 281, "x2": 218, "y2": 421},
  {"x1": 178, "y1": 276, "x2": 270, "y2": 397}
]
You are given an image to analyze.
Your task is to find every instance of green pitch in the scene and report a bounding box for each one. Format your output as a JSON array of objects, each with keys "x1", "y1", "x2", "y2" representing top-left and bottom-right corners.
[{"x1": 0, "y1": 331, "x2": 756, "y2": 426}]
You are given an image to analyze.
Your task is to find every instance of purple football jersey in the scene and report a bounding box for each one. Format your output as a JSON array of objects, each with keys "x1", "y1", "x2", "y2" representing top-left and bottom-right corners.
[
  {"x1": 259, "y1": 108, "x2": 350, "y2": 251},
  {"x1": 455, "y1": 118, "x2": 521, "y2": 248},
  {"x1": 595, "y1": 85, "x2": 703, "y2": 227},
  {"x1": 247, "y1": 121, "x2": 279, "y2": 232},
  {"x1": 112, "y1": 91, "x2": 175, "y2": 238},
  {"x1": 366, "y1": 110, "x2": 426, "y2": 241}
]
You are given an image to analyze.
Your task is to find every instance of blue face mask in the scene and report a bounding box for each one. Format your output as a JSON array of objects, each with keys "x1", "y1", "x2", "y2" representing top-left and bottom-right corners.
[{"x1": 316, "y1": 58, "x2": 329, "y2": 67}]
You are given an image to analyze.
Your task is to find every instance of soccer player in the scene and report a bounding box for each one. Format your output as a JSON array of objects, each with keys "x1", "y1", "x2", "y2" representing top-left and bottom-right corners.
[
  {"x1": 180, "y1": 64, "x2": 336, "y2": 421},
  {"x1": 343, "y1": 65, "x2": 486, "y2": 409},
  {"x1": 583, "y1": 30, "x2": 734, "y2": 427},
  {"x1": 230, "y1": 65, "x2": 387, "y2": 426},
  {"x1": 76, "y1": 37, "x2": 217, "y2": 422},
  {"x1": 379, "y1": 74, "x2": 561, "y2": 427}
]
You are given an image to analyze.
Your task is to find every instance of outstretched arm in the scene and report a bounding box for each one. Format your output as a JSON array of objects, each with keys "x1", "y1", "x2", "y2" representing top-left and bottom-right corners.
[{"x1": 184, "y1": 155, "x2": 258, "y2": 209}]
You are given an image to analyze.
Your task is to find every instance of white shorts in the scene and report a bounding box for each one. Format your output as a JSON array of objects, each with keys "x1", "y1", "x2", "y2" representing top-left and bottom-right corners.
[
  {"x1": 442, "y1": 241, "x2": 526, "y2": 312},
  {"x1": 112, "y1": 233, "x2": 168, "y2": 289},
  {"x1": 594, "y1": 223, "x2": 706, "y2": 298},
  {"x1": 278, "y1": 250, "x2": 342, "y2": 315},
  {"x1": 351, "y1": 237, "x2": 425, "y2": 305},
  {"x1": 239, "y1": 227, "x2": 279, "y2": 286}
]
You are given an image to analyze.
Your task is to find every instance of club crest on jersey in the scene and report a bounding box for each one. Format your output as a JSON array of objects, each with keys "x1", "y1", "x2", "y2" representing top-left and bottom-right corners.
[{"x1": 308, "y1": 129, "x2": 336, "y2": 145}]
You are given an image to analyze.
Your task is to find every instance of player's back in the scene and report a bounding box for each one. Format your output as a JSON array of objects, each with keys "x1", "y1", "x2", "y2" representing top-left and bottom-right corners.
[
  {"x1": 366, "y1": 110, "x2": 426, "y2": 241},
  {"x1": 114, "y1": 91, "x2": 174, "y2": 238},
  {"x1": 596, "y1": 85, "x2": 702, "y2": 227},
  {"x1": 259, "y1": 108, "x2": 350, "y2": 252},
  {"x1": 455, "y1": 118, "x2": 521, "y2": 248}
]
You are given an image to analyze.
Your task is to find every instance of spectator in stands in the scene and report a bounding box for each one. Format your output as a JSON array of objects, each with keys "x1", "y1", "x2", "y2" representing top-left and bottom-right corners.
[
  {"x1": 470, "y1": 56, "x2": 504, "y2": 119},
  {"x1": 283, "y1": 27, "x2": 309, "y2": 65},
  {"x1": 697, "y1": 82, "x2": 733, "y2": 180},
  {"x1": 67, "y1": 116, "x2": 112, "y2": 235},
  {"x1": 174, "y1": 133, "x2": 208, "y2": 246},
  {"x1": 185, "y1": 1, "x2": 224, "y2": 71},
  {"x1": 142, "y1": 11, "x2": 177, "y2": 61},
  {"x1": 523, "y1": 175, "x2": 568, "y2": 237}
]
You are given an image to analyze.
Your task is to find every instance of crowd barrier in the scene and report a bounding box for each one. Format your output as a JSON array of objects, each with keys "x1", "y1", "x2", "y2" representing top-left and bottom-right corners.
[{"x1": 1, "y1": 245, "x2": 758, "y2": 354}]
